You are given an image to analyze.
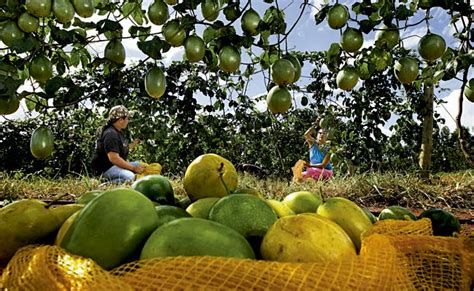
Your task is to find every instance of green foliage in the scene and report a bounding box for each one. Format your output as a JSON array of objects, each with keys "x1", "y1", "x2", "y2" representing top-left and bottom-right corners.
[
  {"x1": 0, "y1": 0, "x2": 473, "y2": 176},
  {"x1": 0, "y1": 58, "x2": 471, "y2": 178}
]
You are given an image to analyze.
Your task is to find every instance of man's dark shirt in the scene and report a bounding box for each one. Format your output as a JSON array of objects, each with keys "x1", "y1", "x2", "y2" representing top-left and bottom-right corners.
[{"x1": 92, "y1": 126, "x2": 129, "y2": 174}]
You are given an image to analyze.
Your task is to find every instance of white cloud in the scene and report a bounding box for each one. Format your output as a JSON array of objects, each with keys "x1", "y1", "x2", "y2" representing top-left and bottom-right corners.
[
  {"x1": 309, "y1": 0, "x2": 327, "y2": 17},
  {"x1": 435, "y1": 89, "x2": 474, "y2": 133},
  {"x1": 400, "y1": 26, "x2": 427, "y2": 51}
]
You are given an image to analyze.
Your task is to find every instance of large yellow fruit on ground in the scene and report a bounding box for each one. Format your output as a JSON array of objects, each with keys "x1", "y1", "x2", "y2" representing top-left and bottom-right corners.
[
  {"x1": 317, "y1": 197, "x2": 372, "y2": 251},
  {"x1": 140, "y1": 217, "x2": 255, "y2": 259},
  {"x1": 261, "y1": 214, "x2": 356, "y2": 263},
  {"x1": 55, "y1": 211, "x2": 80, "y2": 246},
  {"x1": 183, "y1": 153, "x2": 238, "y2": 201},
  {"x1": 185, "y1": 197, "x2": 220, "y2": 219},
  {"x1": 0, "y1": 199, "x2": 62, "y2": 265},
  {"x1": 208, "y1": 194, "x2": 277, "y2": 238},
  {"x1": 265, "y1": 199, "x2": 295, "y2": 218},
  {"x1": 282, "y1": 191, "x2": 322, "y2": 214}
]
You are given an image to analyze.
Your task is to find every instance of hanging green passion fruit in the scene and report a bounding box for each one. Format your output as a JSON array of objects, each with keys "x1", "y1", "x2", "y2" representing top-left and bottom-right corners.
[
  {"x1": 30, "y1": 55, "x2": 53, "y2": 83},
  {"x1": 394, "y1": 57, "x2": 419, "y2": 84},
  {"x1": 145, "y1": 67, "x2": 166, "y2": 99},
  {"x1": 163, "y1": 20, "x2": 186, "y2": 47},
  {"x1": 418, "y1": 33, "x2": 446, "y2": 61},
  {"x1": 0, "y1": 96, "x2": 20, "y2": 115},
  {"x1": 1, "y1": 22, "x2": 25, "y2": 47},
  {"x1": 218, "y1": 45, "x2": 241, "y2": 73},
  {"x1": 184, "y1": 35, "x2": 205, "y2": 62},
  {"x1": 283, "y1": 54, "x2": 302, "y2": 83},
  {"x1": 148, "y1": 0, "x2": 168, "y2": 25},
  {"x1": 26, "y1": 0, "x2": 52, "y2": 18},
  {"x1": 340, "y1": 28, "x2": 363, "y2": 53},
  {"x1": 241, "y1": 8, "x2": 260, "y2": 36},
  {"x1": 17, "y1": 12, "x2": 39, "y2": 33},
  {"x1": 201, "y1": 0, "x2": 219, "y2": 21},
  {"x1": 30, "y1": 126, "x2": 54, "y2": 160},
  {"x1": 104, "y1": 39, "x2": 126, "y2": 64},
  {"x1": 327, "y1": 4, "x2": 349, "y2": 29}
]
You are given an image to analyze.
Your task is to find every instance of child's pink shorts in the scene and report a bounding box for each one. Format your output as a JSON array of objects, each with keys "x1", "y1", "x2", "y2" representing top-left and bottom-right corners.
[{"x1": 302, "y1": 167, "x2": 333, "y2": 180}]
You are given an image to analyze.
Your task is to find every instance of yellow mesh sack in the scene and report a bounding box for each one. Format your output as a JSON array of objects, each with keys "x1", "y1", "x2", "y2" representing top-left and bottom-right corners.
[
  {"x1": 136, "y1": 163, "x2": 162, "y2": 180},
  {"x1": 362, "y1": 217, "x2": 433, "y2": 238},
  {"x1": 0, "y1": 245, "x2": 130, "y2": 290},
  {"x1": 1, "y1": 219, "x2": 472, "y2": 290},
  {"x1": 2, "y1": 245, "x2": 410, "y2": 290},
  {"x1": 361, "y1": 234, "x2": 472, "y2": 290}
]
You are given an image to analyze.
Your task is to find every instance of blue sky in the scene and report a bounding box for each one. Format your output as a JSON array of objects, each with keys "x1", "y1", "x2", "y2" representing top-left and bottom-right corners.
[{"x1": 3, "y1": 0, "x2": 473, "y2": 133}]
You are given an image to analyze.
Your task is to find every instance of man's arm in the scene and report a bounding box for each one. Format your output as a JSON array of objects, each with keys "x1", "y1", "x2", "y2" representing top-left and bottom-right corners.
[{"x1": 107, "y1": 152, "x2": 144, "y2": 173}]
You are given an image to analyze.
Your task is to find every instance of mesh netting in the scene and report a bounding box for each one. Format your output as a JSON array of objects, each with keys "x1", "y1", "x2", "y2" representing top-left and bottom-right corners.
[
  {"x1": 362, "y1": 217, "x2": 433, "y2": 238},
  {"x1": 1, "y1": 219, "x2": 472, "y2": 290},
  {"x1": 136, "y1": 163, "x2": 163, "y2": 180}
]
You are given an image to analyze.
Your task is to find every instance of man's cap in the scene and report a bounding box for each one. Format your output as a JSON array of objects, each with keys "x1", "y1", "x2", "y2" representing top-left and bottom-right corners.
[{"x1": 108, "y1": 105, "x2": 133, "y2": 120}]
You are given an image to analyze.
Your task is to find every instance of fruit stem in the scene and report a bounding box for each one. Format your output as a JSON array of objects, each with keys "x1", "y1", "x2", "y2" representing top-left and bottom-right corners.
[
  {"x1": 218, "y1": 163, "x2": 230, "y2": 195},
  {"x1": 46, "y1": 193, "x2": 69, "y2": 208}
]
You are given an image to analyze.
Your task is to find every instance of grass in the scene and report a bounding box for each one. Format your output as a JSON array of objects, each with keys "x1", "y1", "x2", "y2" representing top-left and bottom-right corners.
[{"x1": 1, "y1": 170, "x2": 472, "y2": 211}]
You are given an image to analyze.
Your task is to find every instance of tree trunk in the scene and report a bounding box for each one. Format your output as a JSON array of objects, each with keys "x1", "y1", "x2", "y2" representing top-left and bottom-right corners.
[
  {"x1": 418, "y1": 84, "x2": 434, "y2": 179},
  {"x1": 456, "y1": 70, "x2": 474, "y2": 168}
]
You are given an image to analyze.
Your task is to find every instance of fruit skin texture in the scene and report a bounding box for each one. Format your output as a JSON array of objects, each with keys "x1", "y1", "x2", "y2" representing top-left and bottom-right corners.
[
  {"x1": 362, "y1": 206, "x2": 377, "y2": 224},
  {"x1": 72, "y1": 0, "x2": 94, "y2": 18},
  {"x1": 241, "y1": 8, "x2": 260, "y2": 36},
  {"x1": 341, "y1": 28, "x2": 363, "y2": 52},
  {"x1": 208, "y1": 194, "x2": 278, "y2": 238},
  {"x1": 185, "y1": 197, "x2": 220, "y2": 218},
  {"x1": 184, "y1": 35, "x2": 205, "y2": 62},
  {"x1": 104, "y1": 40, "x2": 126, "y2": 64},
  {"x1": 283, "y1": 54, "x2": 302, "y2": 83},
  {"x1": 418, "y1": 208, "x2": 460, "y2": 236},
  {"x1": 282, "y1": 191, "x2": 322, "y2": 214},
  {"x1": 218, "y1": 45, "x2": 241, "y2": 73},
  {"x1": 375, "y1": 24, "x2": 400, "y2": 49},
  {"x1": 75, "y1": 190, "x2": 104, "y2": 205},
  {"x1": 463, "y1": 78, "x2": 474, "y2": 102},
  {"x1": 0, "y1": 96, "x2": 20, "y2": 115},
  {"x1": 18, "y1": 12, "x2": 39, "y2": 33},
  {"x1": 60, "y1": 188, "x2": 159, "y2": 270},
  {"x1": 0, "y1": 199, "x2": 65, "y2": 265},
  {"x1": 266, "y1": 85, "x2": 292, "y2": 114},
  {"x1": 378, "y1": 205, "x2": 417, "y2": 221},
  {"x1": 145, "y1": 67, "x2": 166, "y2": 99},
  {"x1": 26, "y1": 0, "x2": 52, "y2": 18},
  {"x1": 327, "y1": 4, "x2": 348, "y2": 29},
  {"x1": 260, "y1": 214, "x2": 356, "y2": 263},
  {"x1": 183, "y1": 153, "x2": 238, "y2": 201},
  {"x1": 148, "y1": 0, "x2": 168, "y2": 25},
  {"x1": 1, "y1": 21, "x2": 25, "y2": 47},
  {"x1": 163, "y1": 20, "x2": 186, "y2": 47},
  {"x1": 265, "y1": 199, "x2": 295, "y2": 218},
  {"x1": 201, "y1": 0, "x2": 219, "y2": 21},
  {"x1": 53, "y1": 0, "x2": 75, "y2": 24},
  {"x1": 418, "y1": 33, "x2": 446, "y2": 61},
  {"x1": 154, "y1": 205, "x2": 191, "y2": 228},
  {"x1": 55, "y1": 210, "x2": 80, "y2": 246},
  {"x1": 30, "y1": 55, "x2": 53, "y2": 83},
  {"x1": 131, "y1": 174, "x2": 175, "y2": 205},
  {"x1": 394, "y1": 57, "x2": 419, "y2": 84},
  {"x1": 316, "y1": 197, "x2": 373, "y2": 251},
  {"x1": 140, "y1": 217, "x2": 255, "y2": 259},
  {"x1": 336, "y1": 66, "x2": 359, "y2": 91},
  {"x1": 30, "y1": 126, "x2": 54, "y2": 160},
  {"x1": 271, "y1": 59, "x2": 296, "y2": 86}
]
